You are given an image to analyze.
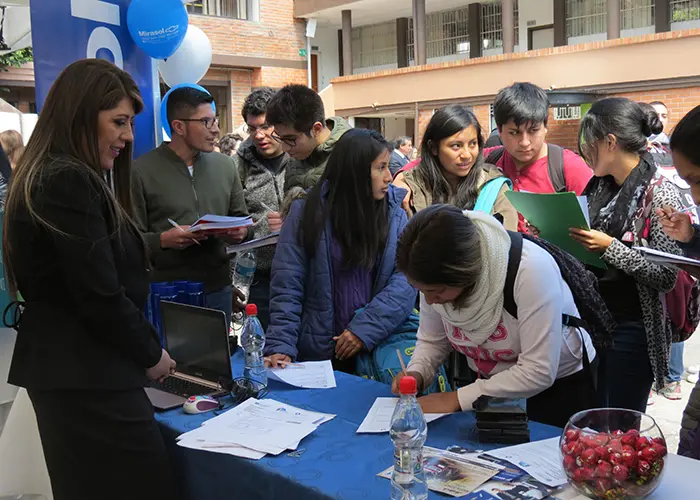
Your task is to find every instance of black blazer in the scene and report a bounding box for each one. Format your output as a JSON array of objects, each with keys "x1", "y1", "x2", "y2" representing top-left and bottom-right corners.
[{"x1": 7, "y1": 159, "x2": 163, "y2": 391}]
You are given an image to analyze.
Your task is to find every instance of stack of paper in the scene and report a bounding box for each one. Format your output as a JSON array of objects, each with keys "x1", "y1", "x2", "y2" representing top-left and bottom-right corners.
[
  {"x1": 357, "y1": 397, "x2": 447, "y2": 433},
  {"x1": 188, "y1": 214, "x2": 253, "y2": 233},
  {"x1": 268, "y1": 360, "x2": 337, "y2": 389},
  {"x1": 227, "y1": 232, "x2": 280, "y2": 254},
  {"x1": 177, "y1": 398, "x2": 335, "y2": 459},
  {"x1": 635, "y1": 246, "x2": 700, "y2": 268}
]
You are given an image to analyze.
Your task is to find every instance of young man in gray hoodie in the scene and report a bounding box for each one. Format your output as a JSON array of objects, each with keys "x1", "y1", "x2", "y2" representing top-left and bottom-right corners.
[{"x1": 232, "y1": 88, "x2": 289, "y2": 329}]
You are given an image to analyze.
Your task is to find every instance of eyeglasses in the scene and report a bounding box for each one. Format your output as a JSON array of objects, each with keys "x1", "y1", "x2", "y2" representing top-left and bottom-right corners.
[
  {"x1": 271, "y1": 131, "x2": 301, "y2": 148},
  {"x1": 247, "y1": 124, "x2": 273, "y2": 136},
  {"x1": 177, "y1": 117, "x2": 220, "y2": 129}
]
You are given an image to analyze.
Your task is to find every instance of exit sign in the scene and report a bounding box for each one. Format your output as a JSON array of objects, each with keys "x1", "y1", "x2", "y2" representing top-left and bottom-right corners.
[{"x1": 299, "y1": 48, "x2": 307, "y2": 57}]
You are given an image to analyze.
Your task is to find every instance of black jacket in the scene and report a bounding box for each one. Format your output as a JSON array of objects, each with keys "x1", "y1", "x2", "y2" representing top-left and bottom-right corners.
[{"x1": 8, "y1": 159, "x2": 162, "y2": 391}]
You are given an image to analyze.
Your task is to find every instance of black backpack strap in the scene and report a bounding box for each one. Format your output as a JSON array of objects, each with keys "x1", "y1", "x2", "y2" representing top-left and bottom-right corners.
[
  {"x1": 504, "y1": 231, "x2": 523, "y2": 319},
  {"x1": 547, "y1": 144, "x2": 567, "y2": 193},
  {"x1": 485, "y1": 147, "x2": 505, "y2": 166}
]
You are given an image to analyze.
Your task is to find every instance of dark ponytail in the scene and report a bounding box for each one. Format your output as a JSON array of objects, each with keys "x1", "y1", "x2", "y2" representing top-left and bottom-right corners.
[{"x1": 639, "y1": 102, "x2": 664, "y2": 137}]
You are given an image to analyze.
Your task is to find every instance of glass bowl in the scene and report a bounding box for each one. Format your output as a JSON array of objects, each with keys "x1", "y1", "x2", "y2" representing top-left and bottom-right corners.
[{"x1": 560, "y1": 408, "x2": 667, "y2": 499}]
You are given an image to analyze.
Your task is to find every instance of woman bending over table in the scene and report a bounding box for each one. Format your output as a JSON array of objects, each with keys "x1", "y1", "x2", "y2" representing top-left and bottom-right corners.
[
  {"x1": 392, "y1": 205, "x2": 596, "y2": 428},
  {"x1": 264, "y1": 129, "x2": 417, "y2": 372}
]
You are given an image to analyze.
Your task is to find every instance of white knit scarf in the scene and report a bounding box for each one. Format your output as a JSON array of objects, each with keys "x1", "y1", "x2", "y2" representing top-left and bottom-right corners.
[{"x1": 433, "y1": 210, "x2": 511, "y2": 346}]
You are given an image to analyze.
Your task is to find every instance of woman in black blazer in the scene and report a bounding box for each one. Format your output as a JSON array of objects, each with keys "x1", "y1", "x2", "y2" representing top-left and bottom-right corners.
[{"x1": 3, "y1": 59, "x2": 179, "y2": 500}]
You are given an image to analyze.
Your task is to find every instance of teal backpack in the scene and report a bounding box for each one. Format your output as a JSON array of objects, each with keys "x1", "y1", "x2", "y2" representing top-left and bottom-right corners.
[
  {"x1": 473, "y1": 176, "x2": 512, "y2": 214},
  {"x1": 355, "y1": 309, "x2": 450, "y2": 394}
]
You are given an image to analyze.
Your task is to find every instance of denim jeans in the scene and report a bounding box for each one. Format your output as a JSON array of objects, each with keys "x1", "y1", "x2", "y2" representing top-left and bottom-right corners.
[
  {"x1": 667, "y1": 342, "x2": 685, "y2": 383},
  {"x1": 597, "y1": 320, "x2": 654, "y2": 413},
  {"x1": 205, "y1": 285, "x2": 233, "y2": 327}
]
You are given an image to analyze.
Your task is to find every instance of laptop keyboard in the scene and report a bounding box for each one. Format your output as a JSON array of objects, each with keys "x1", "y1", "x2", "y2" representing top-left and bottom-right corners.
[{"x1": 150, "y1": 376, "x2": 214, "y2": 398}]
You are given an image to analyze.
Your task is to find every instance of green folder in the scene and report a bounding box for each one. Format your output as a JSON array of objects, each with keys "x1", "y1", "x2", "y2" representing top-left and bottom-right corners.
[{"x1": 505, "y1": 191, "x2": 607, "y2": 269}]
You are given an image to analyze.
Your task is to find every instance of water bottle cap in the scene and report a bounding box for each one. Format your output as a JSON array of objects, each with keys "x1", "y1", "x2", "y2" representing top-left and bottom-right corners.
[
  {"x1": 399, "y1": 375, "x2": 417, "y2": 395},
  {"x1": 245, "y1": 304, "x2": 258, "y2": 316}
]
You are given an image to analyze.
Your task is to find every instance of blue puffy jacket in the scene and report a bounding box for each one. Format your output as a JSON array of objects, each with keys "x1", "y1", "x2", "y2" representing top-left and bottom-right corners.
[{"x1": 265, "y1": 183, "x2": 417, "y2": 361}]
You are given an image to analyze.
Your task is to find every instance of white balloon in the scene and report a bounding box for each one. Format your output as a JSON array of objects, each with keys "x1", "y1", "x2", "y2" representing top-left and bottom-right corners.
[{"x1": 158, "y1": 25, "x2": 212, "y2": 87}]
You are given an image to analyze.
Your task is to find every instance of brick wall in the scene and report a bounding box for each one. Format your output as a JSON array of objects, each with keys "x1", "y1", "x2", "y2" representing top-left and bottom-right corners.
[
  {"x1": 230, "y1": 69, "x2": 253, "y2": 128},
  {"x1": 612, "y1": 87, "x2": 700, "y2": 134},
  {"x1": 416, "y1": 109, "x2": 435, "y2": 149},
  {"x1": 546, "y1": 108, "x2": 581, "y2": 151},
  {"x1": 473, "y1": 104, "x2": 491, "y2": 140},
  {"x1": 251, "y1": 67, "x2": 308, "y2": 89}
]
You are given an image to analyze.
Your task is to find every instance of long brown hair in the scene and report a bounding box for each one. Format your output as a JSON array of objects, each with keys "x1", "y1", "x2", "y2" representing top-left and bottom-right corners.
[
  {"x1": 3, "y1": 58, "x2": 144, "y2": 298},
  {"x1": 0, "y1": 130, "x2": 24, "y2": 168}
]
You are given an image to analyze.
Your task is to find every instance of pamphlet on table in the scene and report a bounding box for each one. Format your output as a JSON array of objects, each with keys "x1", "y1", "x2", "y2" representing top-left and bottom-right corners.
[
  {"x1": 357, "y1": 397, "x2": 446, "y2": 433},
  {"x1": 267, "y1": 360, "x2": 337, "y2": 389},
  {"x1": 377, "y1": 447, "x2": 501, "y2": 497},
  {"x1": 176, "y1": 398, "x2": 335, "y2": 459},
  {"x1": 484, "y1": 436, "x2": 568, "y2": 487}
]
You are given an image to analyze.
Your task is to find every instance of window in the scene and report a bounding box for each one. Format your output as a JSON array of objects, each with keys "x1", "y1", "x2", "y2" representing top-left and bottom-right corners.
[
  {"x1": 407, "y1": 7, "x2": 470, "y2": 61},
  {"x1": 565, "y1": 0, "x2": 607, "y2": 38},
  {"x1": 621, "y1": 0, "x2": 654, "y2": 30},
  {"x1": 186, "y1": 0, "x2": 252, "y2": 20},
  {"x1": 671, "y1": 0, "x2": 700, "y2": 22},
  {"x1": 351, "y1": 21, "x2": 397, "y2": 69},
  {"x1": 481, "y1": 0, "x2": 519, "y2": 51}
]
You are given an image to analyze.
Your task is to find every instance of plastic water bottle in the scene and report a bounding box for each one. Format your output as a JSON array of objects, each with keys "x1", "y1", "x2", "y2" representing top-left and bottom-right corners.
[
  {"x1": 389, "y1": 376, "x2": 428, "y2": 500},
  {"x1": 241, "y1": 303, "x2": 267, "y2": 388},
  {"x1": 232, "y1": 250, "x2": 256, "y2": 333}
]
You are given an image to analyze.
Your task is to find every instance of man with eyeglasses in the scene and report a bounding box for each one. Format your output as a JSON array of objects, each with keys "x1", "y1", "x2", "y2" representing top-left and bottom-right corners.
[
  {"x1": 132, "y1": 87, "x2": 249, "y2": 326},
  {"x1": 231, "y1": 87, "x2": 289, "y2": 330},
  {"x1": 265, "y1": 84, "x2": 352, "y2": 194}
]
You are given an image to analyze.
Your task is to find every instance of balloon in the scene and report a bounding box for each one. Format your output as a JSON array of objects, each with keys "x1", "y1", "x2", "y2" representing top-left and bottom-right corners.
[
  {"x1": 160, "y1": 84, "x2": 217, "y2": 138},
  {"x1": 127, "y1": 0, "x2": 188, "y2": 60},
  {"x1": 158, "y1": 25, "x2": 212, "y2": 88}
]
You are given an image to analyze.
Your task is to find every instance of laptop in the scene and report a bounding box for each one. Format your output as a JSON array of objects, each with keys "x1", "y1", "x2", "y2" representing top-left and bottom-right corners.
[{"x1": 145, "y1": 301, "x2": 232, "y2": 411}]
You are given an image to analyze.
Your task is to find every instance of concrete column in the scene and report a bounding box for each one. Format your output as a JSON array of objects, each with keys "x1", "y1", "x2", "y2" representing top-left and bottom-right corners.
[
  {"x1": 412, "y1": 0, "x2": 427, "y2": 65},
  {"x1": 656, "y1": 0, "x2": 671, "y2": 33},
  {"x1": 501, "y1": 0, "x2": 514, "y2": 53},
  {"x1": 468, "y1": 3, "x2": 483, "y2": 58},
  {"x1": 341, "y1": 10, "x2": 352, "y2": 76},
  {"x1": 553, "y1": 0, "x2": 567, "y2": 46},
  {"x1": 607, "y1": 0, "x2": 621, "y2": 40}
]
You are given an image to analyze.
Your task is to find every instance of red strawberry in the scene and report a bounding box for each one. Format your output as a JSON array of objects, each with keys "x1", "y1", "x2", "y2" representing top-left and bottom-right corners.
[
  {"x1": 609, "y1": 452, "x2": 623, "y2": 466},
  {"x1": 563, "y1": 454, "x2": 577, "y2": 473},
  {"x1": 572, "y1": 467, "x2": 588, "y2": 484},
  {"x1": 580, "y1": 435, "x2": 599, "y2": 449},
  {"x1": 650, "y1": 443, "x2": 667, "y2": 459},
  {"x1": 652, "y1": 437, "x2": 666, "y2": 447},
  {"x1": 581, "y1": 448, "x2": 599, "y2": 466},
  {"x1": 611, "y1": 429, "x2": 624, "y2": 436},
  {"x1": 622, "y1": 449, "x2": 638, "y2": 468},
  {"x1": 607, "y1": 439, "x2": 623, "y2": 455},
  {"x1": 593, "y1": 478, "x2": 613, "y2": 494},
  {"x1": 612, "y1": 464, "x2": 630, "y2": 482},
  {"x1": 595, "y1": 446, "x2": 610, "y2": 461},
  {"x1": 622, "y1": 444, "x2": 635, "y2": 454},
  {"x1": 565, "y1": 429, "x2": 581, "y2": 442},
  {"x1": 621, "y1": 430, "x2": 640, "y2": 446},
  {"x1": 594, "y1": 434, "x2": 610, "y2": 447},
  {"x1": 595, "y1": 461, "x2": 613, "y2": 478},
  {"x1": 637, "y1": 459, "x2": 652, "y2": 478},
  {"x1": 563, "y1": 441, "x2": 585, "y2": 456},
  {"x1": 636, "y1": 436, "x2": 652, "y2": 450},
  {"x1": 640, "y1": 446, "x2": 657, "y2": 462}
]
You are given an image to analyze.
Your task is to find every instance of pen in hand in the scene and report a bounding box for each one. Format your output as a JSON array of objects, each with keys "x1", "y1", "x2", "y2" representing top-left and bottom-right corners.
[{"x1": 167, "y1": 218, "x2": 201, "y2": 246}]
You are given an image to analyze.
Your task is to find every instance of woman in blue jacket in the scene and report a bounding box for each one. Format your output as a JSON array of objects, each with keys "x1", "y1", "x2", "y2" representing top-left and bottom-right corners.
[{"x1": 264, "y1": 128, "x2": 417, "y2": 372}]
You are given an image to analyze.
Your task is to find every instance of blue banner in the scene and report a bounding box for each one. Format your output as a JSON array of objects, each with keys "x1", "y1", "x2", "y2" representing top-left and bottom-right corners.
[{"x1": 29, "y1": 0, "x2": 160, "y2": 158}]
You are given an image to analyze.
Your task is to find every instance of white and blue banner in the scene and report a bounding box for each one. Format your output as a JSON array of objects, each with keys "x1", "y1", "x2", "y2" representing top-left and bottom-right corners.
[{"x1": 29, "y1": 0, "x2": 161, "y2": 157}]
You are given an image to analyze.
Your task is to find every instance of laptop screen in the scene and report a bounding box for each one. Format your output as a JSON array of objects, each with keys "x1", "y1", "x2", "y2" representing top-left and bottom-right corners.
[{"x1": 160, "y1": 301, "x2": 232, "y2": 383}]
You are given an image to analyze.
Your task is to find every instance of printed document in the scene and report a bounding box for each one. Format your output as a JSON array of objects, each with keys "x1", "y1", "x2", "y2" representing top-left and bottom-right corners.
[
  {"x1": 357, "y1": 397, "x2": 447, "y2": 433},
  {"x1": 268, "y1": 360, "x2": 337, "y2": 389},
  {"x1": 484, "y1": 437, "x2": 568, "y2": 487}
]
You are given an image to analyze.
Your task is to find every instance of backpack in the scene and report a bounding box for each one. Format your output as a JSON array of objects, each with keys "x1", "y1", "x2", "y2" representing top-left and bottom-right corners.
[
  {"x1": 473, "y1": 177, "x2": 513, "y2": 214},
  {"x1": 355, "y1": 309, "x2": 450, "y2": 394},
  {"x1": 634, "y1": 176, "x2": 700, "y2": 342},
  {"x1": 486, "y1": 144, "x2": 567, "y2": 193},
  {"x1": 504, "y1": 231, "x2": 616, "y2": 349}
]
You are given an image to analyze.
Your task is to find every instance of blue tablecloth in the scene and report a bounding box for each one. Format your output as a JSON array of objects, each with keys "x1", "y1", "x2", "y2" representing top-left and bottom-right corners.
[{"x1": 155, "y1": 353, "x2": 561, "y2": 500}]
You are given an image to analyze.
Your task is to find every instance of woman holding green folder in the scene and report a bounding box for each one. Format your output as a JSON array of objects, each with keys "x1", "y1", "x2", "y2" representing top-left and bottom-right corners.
[{"x1": 570, "y1": 97, "x2": 683, "y2": 413}]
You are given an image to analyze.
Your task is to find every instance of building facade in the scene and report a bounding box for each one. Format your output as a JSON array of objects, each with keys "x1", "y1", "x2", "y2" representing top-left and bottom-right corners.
[
  {"x1": 299, "y1": 0, "x2": 700, "y2": 148},
  {"x1": 2, "y1": 0, "x2": 310, "y2": 135}
]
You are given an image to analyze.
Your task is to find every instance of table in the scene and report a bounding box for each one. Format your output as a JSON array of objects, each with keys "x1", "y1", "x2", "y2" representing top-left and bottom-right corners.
[{"x1": 155, "y1": 353, "x2": 561, "y2": 500}]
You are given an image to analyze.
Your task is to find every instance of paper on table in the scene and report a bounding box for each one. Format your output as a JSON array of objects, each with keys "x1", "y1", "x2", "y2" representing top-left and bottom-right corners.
[
  {"x1": 177, "y1": 437, "x2": 266, "y2": 460},
  {"x1": 268, "y1": 360, "x2": 337, "y2": 389},
  {"x1": 177, "y1": 398, "x2": 326, "y2": 455},
  {"x1": 484, "y1": 436, "x2": 568, "y2": 488},
  {"x1": 357, "y1": 397, "x2": 447, "y2": 433},
  {"x1": 505, "y1": 191, "x2": 605, "y2": 269},
  {"x1": 226, "y1": 232, "x2": 280, "y2": 254},
  {"x1": 634, "y1": 246, "x2": 700, "y2": 268}
]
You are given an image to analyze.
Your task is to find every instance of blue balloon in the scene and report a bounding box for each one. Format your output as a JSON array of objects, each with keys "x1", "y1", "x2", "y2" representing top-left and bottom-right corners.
[
  {"x1": 127, "y1": 0, "x2": 188, "y2": 60},
  {"x1": 161, "y1": 84, "x2": 217, "y2": 139}
]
